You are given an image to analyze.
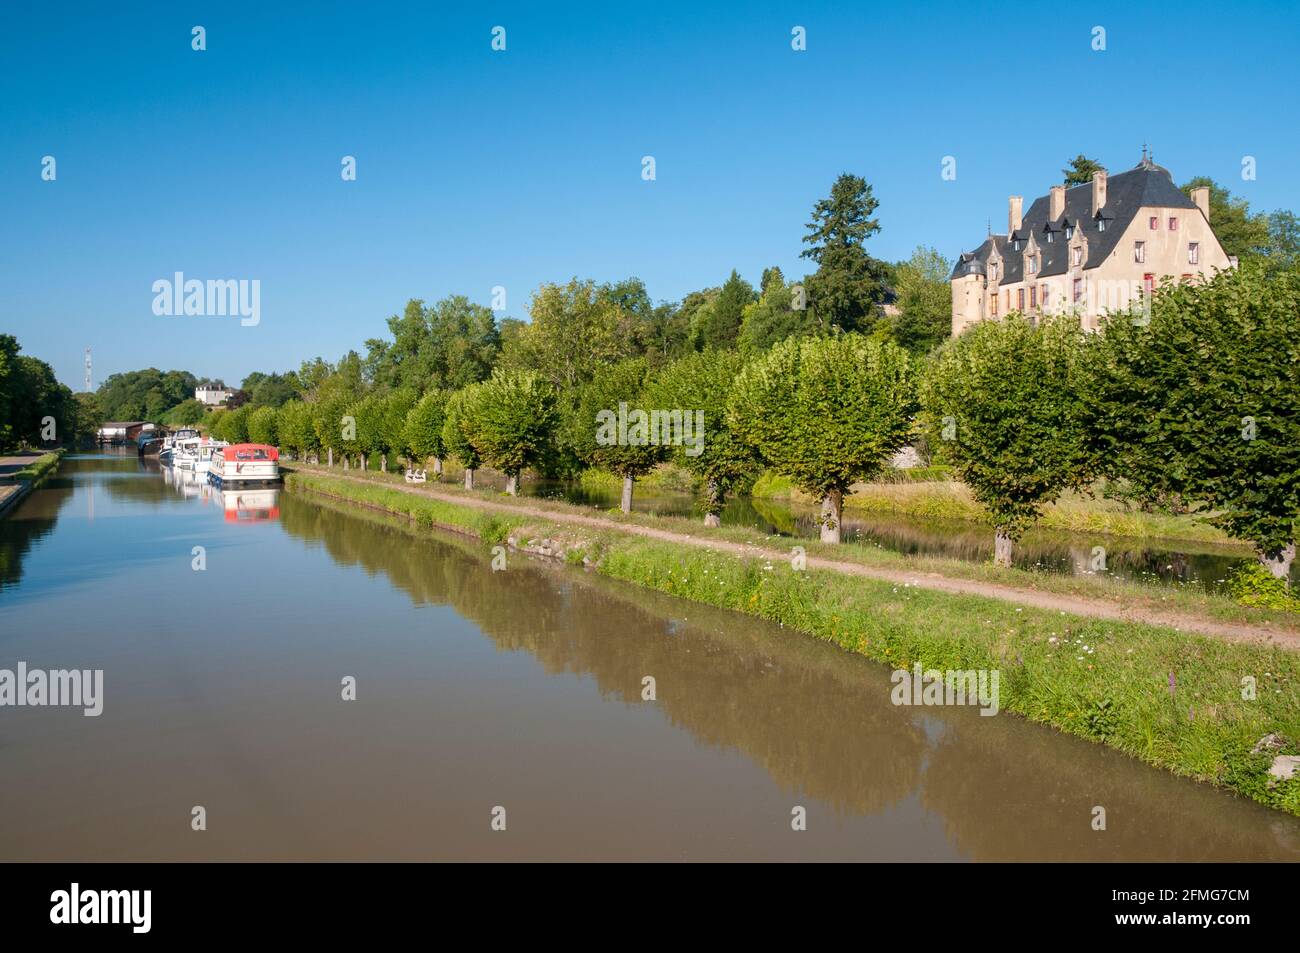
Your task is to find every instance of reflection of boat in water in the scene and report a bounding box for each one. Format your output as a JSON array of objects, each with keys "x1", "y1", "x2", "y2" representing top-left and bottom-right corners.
[
  {"x1": 209, "y1": 444, "x2": 281, "y2": 487},
  {"x1": 220, "y1": 487, "x2": 280, "y2": 522},
  {"x1": 165, "y1": 461, "x2": 216, "y2": 501}
]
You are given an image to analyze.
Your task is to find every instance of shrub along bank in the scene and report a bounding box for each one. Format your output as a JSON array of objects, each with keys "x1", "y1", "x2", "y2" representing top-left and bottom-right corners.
[{"x1": 285, "y1": 467, "x2": 1300, "y2": 817}]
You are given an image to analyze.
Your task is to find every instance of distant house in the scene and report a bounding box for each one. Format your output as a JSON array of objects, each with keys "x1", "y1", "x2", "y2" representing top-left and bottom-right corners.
[
  {"x1": 195, "y1": 386, "x2": 232, "y2": 406},
  {"x1": 950, "y1": 150, "x2": 1234, "y2": 336}
]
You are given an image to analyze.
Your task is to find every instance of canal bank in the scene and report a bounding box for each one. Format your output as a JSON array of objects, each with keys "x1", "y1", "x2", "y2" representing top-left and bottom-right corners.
[
  {"x1": 0, "y1": 450, "x2": 63, "y2": 518},
  {"x1": 284, "y1": 465, "x2": 1300, "y2": 818}
]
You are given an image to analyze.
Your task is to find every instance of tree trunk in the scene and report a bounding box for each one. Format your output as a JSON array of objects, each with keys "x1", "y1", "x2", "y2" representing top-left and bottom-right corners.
[
  {"x1": 327, "y1": 448, "x2": 333, "y2": 467},
  {"x1": 505, "y1": 472, "x2": 519, "y2": 496},
  {"x1": 343, "y1": 455, "x2": 349, "y2": 470},
  {"x1": 381, "y1": 455, "x2": 387, "y2": 473},
  {"x1": 819, "y1": 490, "x2": 842, "y2": 544},
  {"x1": 994, "y1": 529, "x2": 1014, "y2": 567},
  {"x1": 1259, "y1": 543, "x2": 1296, "y2": 583},
  {"x1": 621, "y1": 474, "x2": 634, "y2": 514},
  {"x1": 704, "y1": 480, "x2": 722, "y2": 527},
  {"x1": 464, "y1": 467, "x2": 474, "y2": 490},
  {"x1": 361, "y1": 455, "x2": 367, "y2": 471},
  {"x1": 433, "y1": 457, "x2": 443, "y2": 477}
]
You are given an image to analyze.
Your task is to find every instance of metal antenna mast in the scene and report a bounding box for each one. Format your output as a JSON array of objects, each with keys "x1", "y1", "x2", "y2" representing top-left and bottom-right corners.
[{"x1": 85, "y1": 347, "x2": 92, "y2": 392}]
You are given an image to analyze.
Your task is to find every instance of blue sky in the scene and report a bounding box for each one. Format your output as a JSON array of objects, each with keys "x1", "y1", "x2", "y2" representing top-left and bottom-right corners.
[{"x1": 4, "y1": 1, "x2": 1297, "y2": 389}]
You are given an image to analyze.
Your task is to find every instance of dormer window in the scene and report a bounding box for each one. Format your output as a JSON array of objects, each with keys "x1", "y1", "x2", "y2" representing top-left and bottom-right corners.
[
  {"x1": 1028, "y1": 256, "x2": 1039, "y2": 275},
  {"x1": 989, "y1": 262, "x2": 998, "y2": 280},
  {"x1": 1013, "y1": 240, "x2": 1021, "y2": 251},
  {"x1": 1065, "y1": 225, "x2": 1075, "y2": 240},
  {"x1": 1097, "y1": 219, "x2": 1107, "y2": 232},
  {"x1": 1046, "y1": 231, "x2": 1054, "y2": 243}
]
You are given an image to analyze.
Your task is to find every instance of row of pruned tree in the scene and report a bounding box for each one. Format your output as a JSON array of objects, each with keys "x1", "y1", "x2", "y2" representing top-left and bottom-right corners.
[{"x1": 261, "y1": 262, "x2": 1296, "y2": 582}]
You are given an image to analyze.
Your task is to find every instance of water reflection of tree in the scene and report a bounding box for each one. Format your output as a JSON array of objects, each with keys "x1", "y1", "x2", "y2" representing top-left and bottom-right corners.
[
  {"x1": 0, "y1": 478, "x2": 75, "y2": 589},
  {"x1": 918, "y1": 707, "x2": 1300, "y2": 861},
  {"x1": 277, "y1": 491, "x2": 929, "y2": 816}
]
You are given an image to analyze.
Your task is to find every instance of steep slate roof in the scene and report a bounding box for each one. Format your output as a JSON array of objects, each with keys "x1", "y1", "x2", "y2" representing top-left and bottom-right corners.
[{"x1": 951, "y1": 158, "x2": 1198, "y2": 285}]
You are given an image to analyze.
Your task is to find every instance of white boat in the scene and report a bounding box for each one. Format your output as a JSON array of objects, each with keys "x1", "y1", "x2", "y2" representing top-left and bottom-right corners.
[
  {"x1": 208, "y1": 444, "x2": 281, "y2": 486},
  {"x1": 173, "y1": 436, "x2": 227, "y2": 474},
  {"x1": 158, "y1": 428, "x2": 200, "y2": 466}
]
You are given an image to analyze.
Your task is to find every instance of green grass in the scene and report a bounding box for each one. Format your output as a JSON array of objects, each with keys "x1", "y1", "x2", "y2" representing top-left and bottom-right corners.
[
  {"x1": 10, "y1": 450, "x2": 63, "y2": 483},
  {"x1": 285, "y1": 464, "x2": 1300, "y2": 816}
]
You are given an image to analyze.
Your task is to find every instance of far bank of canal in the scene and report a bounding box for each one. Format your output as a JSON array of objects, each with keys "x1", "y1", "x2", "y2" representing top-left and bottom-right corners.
[{"x1": 0, "y1": 453, "x2": 1297, "y2": 860}]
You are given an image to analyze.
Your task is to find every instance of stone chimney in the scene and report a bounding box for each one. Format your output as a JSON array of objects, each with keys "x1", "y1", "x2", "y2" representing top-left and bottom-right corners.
[
  {"x1": 1049, "y1": 185, "x2": 1065, "y2": 220},
  {"x1": 1091, "y1": 169, "x2": 1108, "y2": 217},
  {"x1": 1191, "y1": 185, "x2": 1211, "y2": 222},
  {"x1": 1008, "y1": 195, "x2": 1023, "y2": 238}
]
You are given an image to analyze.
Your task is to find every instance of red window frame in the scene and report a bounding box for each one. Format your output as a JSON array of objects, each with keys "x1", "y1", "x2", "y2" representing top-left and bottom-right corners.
[
  {"x1": 1169, "y1": 216, "x2": 1178, "y2": 231},
  {"x1": 1149, "y1": 216, "x2": 1159, "y2": 230},
  {"x1": 1073, "y1": 278, "x2": 1083, "y2": 302},
  {"x1": 1143, "y1": 273, "x2": 1155, "y2": 297}
]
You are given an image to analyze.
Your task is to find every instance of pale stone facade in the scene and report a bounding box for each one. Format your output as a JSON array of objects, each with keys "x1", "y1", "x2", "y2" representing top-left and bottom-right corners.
[{"x1": 951, "y1": 153, "x2": 1234, "y2": 335}]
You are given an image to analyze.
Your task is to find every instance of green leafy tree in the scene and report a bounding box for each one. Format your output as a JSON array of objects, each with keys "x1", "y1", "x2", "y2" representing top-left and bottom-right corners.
[
  {"x1": 347, "y1": 393, "x2": 385, "y2": 470},
  {"x1": 693, "y1": 270, "x2": 756, "y2": 349},
  {"x1": 459, "y1": 370, "x2": 558, "y2": 495},
  {"x1": 801, "y1": 173, "x2": 889, "y2": 334},
  {"x1": 1263, "y1": 210, "x2": 1300, "y2": 275},
  {"x1": 501, "y1": 279, "x2": 633, "y2": 389},
  {"x1": 73, "y1": 392, "x2": 105, "y2": 444},
  {"x1": 162, "y1": 399, "x2": 207, "y2": 427},
  {"x1": 277, "y1": 400, "x2": 318, "y2": 460},
  {"x1": 922, "y1": 314, "x2": 1091, "y2": 565},
  {"x1": 1062, "y1": 154, "x2": 1104, "y2": 186},
  {"x1": 215, "y1": 405, "x2": 251, "y2": 444},
  {"x1": 646, "y1": 350, "x2": 758, "y2": 525},
  {"x1": 247, "y1": 405, "x2": 280, "y2": 446},
  {"x1": 1084, "y1": 264, "x2": 1300, "y2": 579},
  {"x1": 404, "y1": 389, "x2": 450, "y2": 474},
  {"x1": 738, "y1": 267, "x2": 816, "y2": 355},
  {"x1": 378, "y1": 388, "x2": 417, "y2": 470},
  {"x1": 242, "y1": 371, "x2": 301, "y2": 408},
  {"x1": 729, "y1": 334, "x2": 915, "y2": 543},
  {"x1": 889, "y1": 246, "x2": 953, "y2": 354},
  {"x1": 574, "y1": 358, "x2": 668, "y2": 513},
  {"x1": 95, "y1": 368, "x2": 198, "y2": 423},
  {"x1": 442, "y1": 384, "x2": 486, "y2": 488}
]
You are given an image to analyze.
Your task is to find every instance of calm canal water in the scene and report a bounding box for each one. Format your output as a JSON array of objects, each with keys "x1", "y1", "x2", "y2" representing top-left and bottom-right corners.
[{"x1": 1, "y1": 453, "x2": 1297, "y2": 861}]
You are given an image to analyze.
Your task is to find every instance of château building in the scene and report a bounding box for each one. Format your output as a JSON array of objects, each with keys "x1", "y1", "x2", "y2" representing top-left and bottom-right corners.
[{"x1": 950, "y1": 151, "x2": 1234, "y2": 335}]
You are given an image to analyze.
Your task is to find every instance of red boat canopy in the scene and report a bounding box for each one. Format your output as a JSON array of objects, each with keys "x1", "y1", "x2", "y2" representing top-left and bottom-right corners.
[{"x1": 220, "y1": 444, "x2": 279, "y2": 462}]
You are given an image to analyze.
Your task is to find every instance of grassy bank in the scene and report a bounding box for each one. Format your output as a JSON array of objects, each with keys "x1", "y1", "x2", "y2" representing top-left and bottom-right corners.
[
  {"x1": 10, "y1": 450, "x2": 63, "y2": 483},
  {"x1": 753, "y1": 472, "x2": 1235, "y2": 545},
  {"x1": 285, "y1": 467, "x2": 1300, "y2": 816}
]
